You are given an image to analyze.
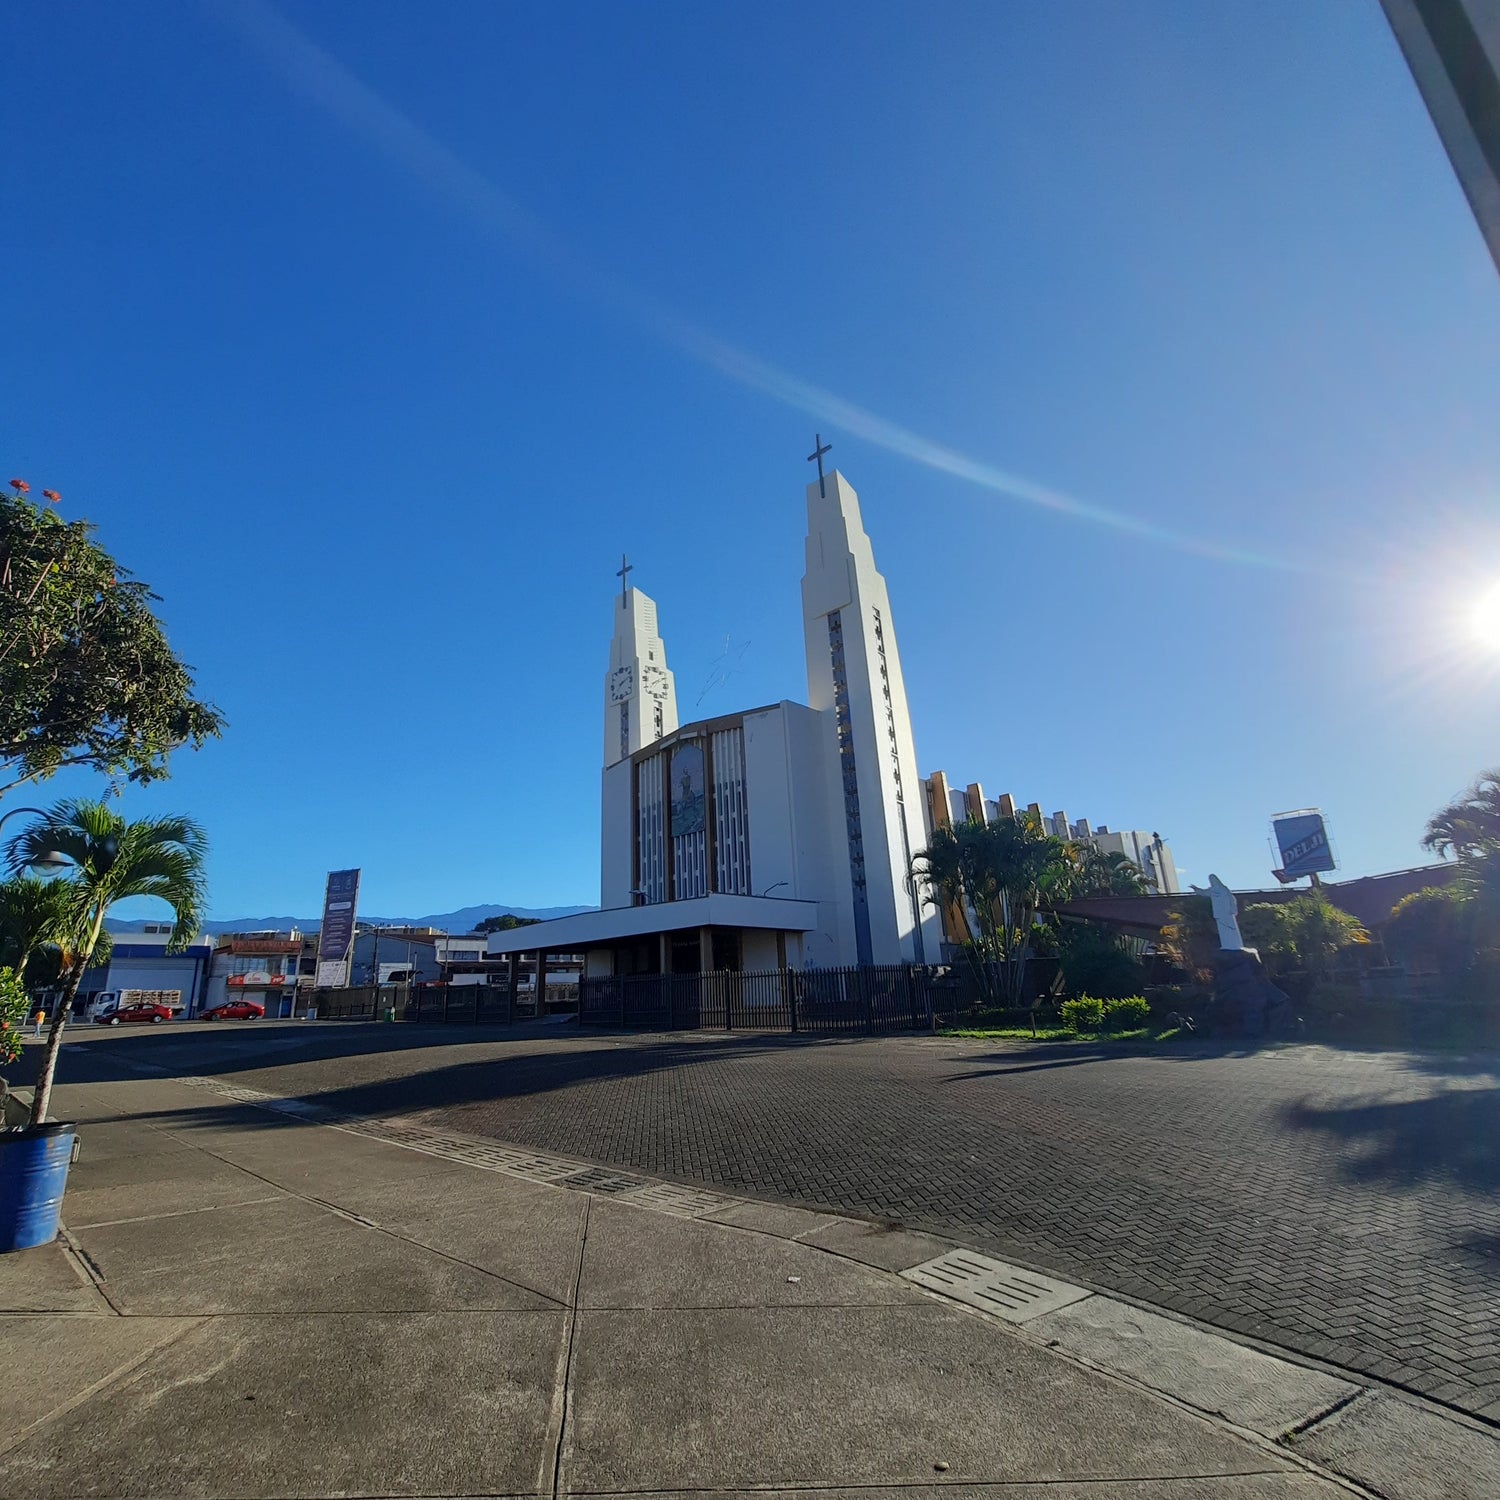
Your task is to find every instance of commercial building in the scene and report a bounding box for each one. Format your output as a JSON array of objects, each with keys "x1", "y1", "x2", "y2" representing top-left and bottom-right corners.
[
  {"x1": 80, "y1": 923, "x2": 216, "y2": 1016},
  {"x1": 919, "y1": 770, "x2": 1180, "y2": 894},
  {"x1": 1091, "y1": 828, "x2": 1180, "y2": 896},
  {"x1": 431, "y1": 936, "x2": 582, "y2": 995},
  {"x1": 204, "y1": 933, "x2": 309, "y2": 1017},
  {"x1": 349, "y1": 928, "x2": 443, "y2": 988}
]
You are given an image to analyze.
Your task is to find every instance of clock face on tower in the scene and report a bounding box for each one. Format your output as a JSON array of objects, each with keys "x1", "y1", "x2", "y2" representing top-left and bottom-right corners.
[
  {"x1": 609, "y1": 666, "x2": 634, "y2": 703},
  {"x1": 641, "y1": 665, "x2": 670, "y2": 701}
]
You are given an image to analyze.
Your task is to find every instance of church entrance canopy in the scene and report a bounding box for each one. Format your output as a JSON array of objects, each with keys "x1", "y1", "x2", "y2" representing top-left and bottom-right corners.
[{"x1": 484, "y1": 893, "x2": 820, "y2": 971}]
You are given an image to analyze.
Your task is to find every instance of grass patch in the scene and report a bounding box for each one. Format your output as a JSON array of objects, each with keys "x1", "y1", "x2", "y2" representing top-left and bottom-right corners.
[{"x1": 940, "y1": 1025, "x2": 1186, "y2": 1045}]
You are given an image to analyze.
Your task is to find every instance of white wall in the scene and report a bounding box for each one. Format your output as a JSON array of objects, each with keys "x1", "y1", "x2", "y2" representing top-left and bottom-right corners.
[
  {"x1": 740, "y1": 929, "x2": 781, "y2": 971},
  {"x1": 782, "y1": 703, "x2": 848, "y2": 968},
  {"x1": 740, "y1": 701, "x2": 848, "y2": 968},
  {"x1": 600, "y1": 757, "x2": 635, "y2": 909},
  {"x1": 741, "y1": 706, "x2": 795, "y2": 899}
]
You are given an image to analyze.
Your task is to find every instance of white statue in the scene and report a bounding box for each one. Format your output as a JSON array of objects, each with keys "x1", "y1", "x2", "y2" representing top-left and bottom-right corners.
[{"x1": 1207, "y1": 874, "x2": 1242, "y2": 951}]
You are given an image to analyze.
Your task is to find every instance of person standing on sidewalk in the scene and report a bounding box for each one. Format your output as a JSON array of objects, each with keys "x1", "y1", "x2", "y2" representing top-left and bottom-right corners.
[{"x1": 31, "y1": 1007, "x2": 45, "y2": 1038}]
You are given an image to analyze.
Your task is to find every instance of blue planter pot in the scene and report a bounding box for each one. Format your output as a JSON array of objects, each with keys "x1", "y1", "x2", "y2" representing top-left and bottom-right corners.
[{"x1": 0, "y1": 1123, "x2": 77, "y2": 1253}]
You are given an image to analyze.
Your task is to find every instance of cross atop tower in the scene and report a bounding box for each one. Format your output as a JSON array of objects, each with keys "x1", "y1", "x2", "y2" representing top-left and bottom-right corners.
[
  {"x1": 807, "y1": 433, "x2": 832, "y2": 498},
  {"x1": 615, "y1": 553, "x2": 634, "y2": 603}
]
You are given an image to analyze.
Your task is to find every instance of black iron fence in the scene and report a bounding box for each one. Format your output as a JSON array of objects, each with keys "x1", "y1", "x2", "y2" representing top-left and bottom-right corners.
[
  {"x1": 312, "y1": 983, "x2": 537, "y2": 1024},
  {"x1": 579, "y1": 964, "x2": 939, "y2": 1035},
  {"x1": 310, "y1": 966, "x2": 1029, "y2": 1036}
]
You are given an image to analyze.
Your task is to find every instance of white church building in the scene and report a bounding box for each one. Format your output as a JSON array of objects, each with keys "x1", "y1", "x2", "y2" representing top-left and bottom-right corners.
[{"x1": 487, "y1": 452, "x2": 942, "y2": 981}]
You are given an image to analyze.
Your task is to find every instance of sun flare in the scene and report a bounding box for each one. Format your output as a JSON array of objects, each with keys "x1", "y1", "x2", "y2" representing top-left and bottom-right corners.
[{"x1": 1474, "y1": 581, "x2": 1500, "y2": 651}]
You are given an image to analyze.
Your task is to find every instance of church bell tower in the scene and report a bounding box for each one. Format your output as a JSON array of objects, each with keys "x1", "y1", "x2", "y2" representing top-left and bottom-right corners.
[
  {"x1": 801, "y1": 447, "x2": 939, "y2": 966},
  {"x1": 603, "y1": 558, "x2": 678, "y2": 768}
]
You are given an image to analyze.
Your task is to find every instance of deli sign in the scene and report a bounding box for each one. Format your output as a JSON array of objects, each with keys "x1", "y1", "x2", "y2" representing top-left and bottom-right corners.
[{"x1": 1272, "y1": 810, "x2": 1336, "y2": 879}]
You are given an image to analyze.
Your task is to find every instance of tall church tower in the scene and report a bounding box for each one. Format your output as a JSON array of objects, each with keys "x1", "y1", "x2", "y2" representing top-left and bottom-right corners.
[
  {"x1": 801, "y1": 457, "x2": 939, "y2": 965},
  {"x1": 603, "y1": 566, "x2": 678, "y2": 768}
]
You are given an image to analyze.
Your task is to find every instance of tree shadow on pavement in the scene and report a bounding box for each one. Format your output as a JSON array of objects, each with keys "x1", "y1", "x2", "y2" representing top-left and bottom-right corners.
[
  {"x1": 1282, "y1": 1083, "x2": 1500, "y2": 1196},
  {"x1": 940, "y1": 1038, "x2": 1302, "y2": 1081},
  {"x1": 1398, "y1": 1051, "x2": 1500, "y2": 1079},
  {"x1": 44, "y1": 1025, "x2": 855, "y2": 1122}
]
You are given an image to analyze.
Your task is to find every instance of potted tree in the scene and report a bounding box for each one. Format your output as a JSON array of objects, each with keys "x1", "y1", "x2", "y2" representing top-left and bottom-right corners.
[
  {"x1": 1, "y1": 474, "x2": 220, "y2": 1251},
  {"x1": 0, "y1": 800, "x2": 207, "y2": 1252}
]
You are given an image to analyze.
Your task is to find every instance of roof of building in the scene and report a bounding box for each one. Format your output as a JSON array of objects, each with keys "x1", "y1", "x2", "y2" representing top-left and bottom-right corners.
[{"x1": 1050, "y1": 864, "x2": 1461, "y2": 936}]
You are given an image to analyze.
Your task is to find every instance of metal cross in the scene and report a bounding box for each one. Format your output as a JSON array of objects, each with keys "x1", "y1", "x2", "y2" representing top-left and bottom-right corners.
[
  {"x1": 807, "y1": 433, "x2": 832, "y2": 497},
  {"x1": 616, "y1": 553, "x2": 634, "y2": 602}
]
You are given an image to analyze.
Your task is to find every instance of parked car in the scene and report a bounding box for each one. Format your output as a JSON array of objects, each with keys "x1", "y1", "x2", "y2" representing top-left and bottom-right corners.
[
  {"x1": 94, "y1": 1002, "x2": 173, "y2": 1026},
  {"x1": 202, "y1": 1000, "x2": 266, "y2": 1021}
]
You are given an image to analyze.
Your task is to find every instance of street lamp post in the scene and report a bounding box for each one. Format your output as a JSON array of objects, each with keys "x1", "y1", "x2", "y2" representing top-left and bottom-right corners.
[
  {"x1": 357, "y1": 923, "x2": 384, "y2": 989},
  {"x1": 0, "y1": 807, "x2": 72, "y2": 872}
]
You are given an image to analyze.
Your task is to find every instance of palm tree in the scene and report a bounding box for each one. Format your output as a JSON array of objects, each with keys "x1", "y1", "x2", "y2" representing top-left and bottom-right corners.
[
  {"x1": 910, "y1": 820, "x2": 979, "y2": 947},
  {"x1": 1070, "y1": 848, "x2": 1150, "y2": 897},
  {"x1": 1423, "y1": 770, "x2": 1500, "y2": 861},
  {"x1": 986, "y1": 813, "x2": 1074, "y2": 1014},
  {"x1": 913, "y1": 812, "x2": 1073, "y2": 1025},
  {"x1": 1422, "y1": 770, "x2": 1500, "y2": 950},
  {"x1": 0, "y1": 874, "x2": 74, "y2": 980},
  {"x1": 4, "y1": 799, "x2": 207, "y2": 1125}
]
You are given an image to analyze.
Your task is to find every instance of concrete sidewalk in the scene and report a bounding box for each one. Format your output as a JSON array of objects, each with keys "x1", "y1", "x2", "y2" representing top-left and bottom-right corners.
[{"x1": 1, "y1": 1071, "x2": 1495, "y2": 1498}]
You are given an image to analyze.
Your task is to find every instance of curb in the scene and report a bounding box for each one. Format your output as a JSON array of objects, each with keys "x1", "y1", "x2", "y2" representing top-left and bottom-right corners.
[{"x1": 84, "y1": 1055, "x2": 1500, "y2": 1500}]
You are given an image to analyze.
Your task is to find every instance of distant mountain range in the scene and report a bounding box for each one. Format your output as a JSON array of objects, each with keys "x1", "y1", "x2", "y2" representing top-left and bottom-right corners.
[{"x1": 105, "y1": 903, "x2": 594, "y2": 936}]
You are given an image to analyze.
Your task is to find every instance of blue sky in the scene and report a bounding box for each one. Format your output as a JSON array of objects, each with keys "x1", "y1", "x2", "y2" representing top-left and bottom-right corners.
[{"x1": 6, "y1": 0, "x2": 1500, "y2": 920}]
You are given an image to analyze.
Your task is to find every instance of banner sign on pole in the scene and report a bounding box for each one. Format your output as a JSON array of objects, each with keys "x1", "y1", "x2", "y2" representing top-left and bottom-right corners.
[
  {"x1": 315, "y1": 868, "x2": 361, "y2": 987},
  {"x1": 1271, "y1": 810, "x2": 1336, "y2": 879}
]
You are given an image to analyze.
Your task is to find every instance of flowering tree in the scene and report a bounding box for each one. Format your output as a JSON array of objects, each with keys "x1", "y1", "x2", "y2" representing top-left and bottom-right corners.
[
  {"x1": 1, "y1": 478, "x2": 222, "y2": 800},
  {"x1": 0, "y1": 966, "x2": 28, "y2": 1069}
]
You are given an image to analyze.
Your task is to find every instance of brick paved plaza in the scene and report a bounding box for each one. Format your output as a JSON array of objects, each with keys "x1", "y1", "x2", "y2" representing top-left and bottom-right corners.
[
  {"x1": 72, "y1": 1026, "x2": 1500, "y2": 1423},
  {"x1": 419, "y1": 1033, "x2": 1500, "y2": 1422}
]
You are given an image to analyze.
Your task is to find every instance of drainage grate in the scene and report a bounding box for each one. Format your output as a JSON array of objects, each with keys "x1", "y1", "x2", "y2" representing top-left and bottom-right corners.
[
  {"x1": 623, "y1": 1182, "x2": 735, "y2": 1217},
  {"x1": 335, "y1": 1119, "x2": 586, "y2": 1183},
  {"x1": 159, "y1": 1065, "x2": 749, "y2": 1217},
  {"x1": 182, "y1": 1078, "x2": 277, "y2": 1105},
  {"x1": 476, "y1": 1152, "x2": 586, "y2": 1183},
  {"x1": 266, "y1": 1098, "x2": 344, "y2": 1122},
  {"x1": 561, "y1": 1166, "x2": 648, "y2": 1195},
  {"x1": 902, "y1": 1250, "x2": 1091, "y2": 1323}
]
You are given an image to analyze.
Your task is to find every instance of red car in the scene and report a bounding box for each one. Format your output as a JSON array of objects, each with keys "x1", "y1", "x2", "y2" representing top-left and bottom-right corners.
[
  {"x1": 95, "y1": 1002, "x2": 173, "y2": 1026},
  {"x1": 202, "y1": 1000, "x2": 266, "y2": 1021}
]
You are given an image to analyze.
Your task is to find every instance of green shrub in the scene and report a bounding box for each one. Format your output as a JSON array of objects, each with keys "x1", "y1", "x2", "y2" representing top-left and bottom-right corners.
[
  {"x1": 1103, "y1": 995, "x2": 1150, "y2": 1030},
  {"x1": 1056, "y1": 922, "x2": 1146, "y2": 998},
  {"x1": 1060, "y1": 996, "x2": 1105, "y2": 1032}
]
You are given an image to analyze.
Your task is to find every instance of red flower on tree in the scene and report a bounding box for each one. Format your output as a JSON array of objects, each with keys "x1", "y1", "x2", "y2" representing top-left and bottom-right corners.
[
  {"x1": 42, "y1": 489, "x2": 61, "y2": 503},
  {"x1": 9, "y1": 479, "x2": 30, "y2": 493}
]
